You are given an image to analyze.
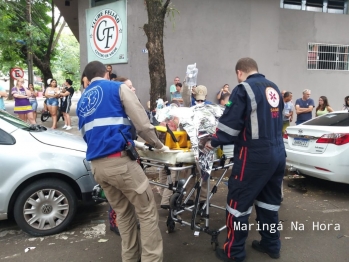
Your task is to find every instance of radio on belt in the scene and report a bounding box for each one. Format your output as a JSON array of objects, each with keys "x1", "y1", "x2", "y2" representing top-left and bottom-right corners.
[{"x1": 119, "y1": 130, "x2": 139, "y2": 161}]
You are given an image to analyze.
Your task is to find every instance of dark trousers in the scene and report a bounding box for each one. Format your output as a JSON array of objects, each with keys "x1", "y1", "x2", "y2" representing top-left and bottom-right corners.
[{"x1": 223, "y1": 145, "x2": 285, "y2": 260}]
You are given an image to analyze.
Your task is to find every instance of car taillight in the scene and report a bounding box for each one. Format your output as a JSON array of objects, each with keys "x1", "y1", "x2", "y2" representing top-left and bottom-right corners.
[
  {"x1": 283, "y1": 131, "x2": 288, "y2": 139},
  {"x1": 316, "y1": 133, "x2": 349, "y2": 145}
]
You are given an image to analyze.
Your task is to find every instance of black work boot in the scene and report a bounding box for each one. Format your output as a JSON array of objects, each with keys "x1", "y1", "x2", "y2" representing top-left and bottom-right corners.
[
  {"x1": 252, "y1": 240, "x2": 280, "y2": 259},
  {"x1": 215, "y1": 248, "x2": 245, "y2": 262}
]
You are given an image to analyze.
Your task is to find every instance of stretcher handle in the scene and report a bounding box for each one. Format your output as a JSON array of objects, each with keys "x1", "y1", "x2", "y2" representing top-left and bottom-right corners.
[{"x1": 144, "y1": 143, "x2": 154, "y2": 151}]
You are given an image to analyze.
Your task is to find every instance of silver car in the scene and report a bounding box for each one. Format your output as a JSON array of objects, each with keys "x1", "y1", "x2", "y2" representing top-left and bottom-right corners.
[{"x1": 0, "y1": 110, "x2": 96, "y2": 236}]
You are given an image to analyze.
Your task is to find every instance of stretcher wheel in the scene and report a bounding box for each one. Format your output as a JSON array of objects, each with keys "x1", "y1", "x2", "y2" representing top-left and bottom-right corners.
[
  {"x1": 211, "y1": 242, "x2": 218, "y2": 251},
  {"x1": 167, "y1": 220, "x2": 175, "y2": 233},
  {"x1": 176, "y1": 179, "x2": 186, "y2": 190},
  {"x1": 169, "y1": 193, "x2": 181, "y2": 209}
]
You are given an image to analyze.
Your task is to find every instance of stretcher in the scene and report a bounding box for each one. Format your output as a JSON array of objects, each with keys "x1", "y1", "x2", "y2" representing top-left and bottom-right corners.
[{"x1": 138, "y1": 144, "x2": 234, "y2": 250}]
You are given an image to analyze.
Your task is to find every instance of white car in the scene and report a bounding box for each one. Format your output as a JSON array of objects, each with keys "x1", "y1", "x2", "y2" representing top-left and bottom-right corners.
[{"x1": 284, "y1": 111, "x2": 349, "y2": 184}]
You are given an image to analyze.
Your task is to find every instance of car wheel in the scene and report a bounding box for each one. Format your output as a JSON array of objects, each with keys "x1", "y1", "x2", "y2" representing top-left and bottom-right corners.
[{"x1": 13, "y1": 179, "x2": 78, "y2": 237}]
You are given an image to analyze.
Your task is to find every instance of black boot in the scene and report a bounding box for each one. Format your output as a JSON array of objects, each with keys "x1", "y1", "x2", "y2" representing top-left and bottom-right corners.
[
  {"x1": 215, "y1": 248, "x2": 245, "y2": 262},
  {"x1": 252, "y1": 240, "x2": 280, "y2": 259}
]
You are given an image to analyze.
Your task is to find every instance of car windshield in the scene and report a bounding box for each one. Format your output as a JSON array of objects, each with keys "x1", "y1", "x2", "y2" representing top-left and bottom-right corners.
[
  {"x1": 303, "y1": 112, "x2": 349, "y2": 127},
  {"x1": 0, "y1": 109, "x2": 31, "y2": 129}
]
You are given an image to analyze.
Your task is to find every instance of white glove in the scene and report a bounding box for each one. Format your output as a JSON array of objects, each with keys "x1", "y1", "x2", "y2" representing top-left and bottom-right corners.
[
  {"x1": 154, "y1": 145, "x2": 170, "y2": 152},
  {"x1": 134, "y1": 141, "x2": 147, "y2": 151}
]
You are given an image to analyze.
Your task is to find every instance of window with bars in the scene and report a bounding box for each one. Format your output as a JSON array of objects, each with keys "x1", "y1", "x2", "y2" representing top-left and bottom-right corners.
[
  {"x1": 91, "y1": 0, "x2": 117, "y2": 7},
  {"x1": 307, "y1": 43, "x2": 349, "y2": 71},
  {"x1": 280, "y1": 0, "x2": 348, "y2": 14}
]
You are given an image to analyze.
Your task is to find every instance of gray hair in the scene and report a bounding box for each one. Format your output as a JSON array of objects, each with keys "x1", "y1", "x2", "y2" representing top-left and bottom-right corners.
[{"x1": 303, "y1": 89, "x2": 311, "y2": 94}]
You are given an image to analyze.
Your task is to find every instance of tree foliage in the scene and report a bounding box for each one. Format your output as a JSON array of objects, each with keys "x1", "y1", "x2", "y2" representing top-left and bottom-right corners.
[
  {"x1": 0, "y1": 0, "x2": 69, "y2": 96},
  {"x1": 51, "y1": 28, "x2": 81, "y2": 90}
]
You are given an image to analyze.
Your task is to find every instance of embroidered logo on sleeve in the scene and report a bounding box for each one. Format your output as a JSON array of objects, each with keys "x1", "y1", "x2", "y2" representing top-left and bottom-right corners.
[
  {"x1": 226, "y1": 101, "x2": 232, "y2": 107},
  {"x1": 266, "y1": 87, "x2": 280, "y2": 118},
  {"x1": 265, "y1": 87, "x2": 280, "y2": 107}
]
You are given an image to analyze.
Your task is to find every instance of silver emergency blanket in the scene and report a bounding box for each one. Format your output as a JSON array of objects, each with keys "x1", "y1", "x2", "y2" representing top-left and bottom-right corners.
[{"x1": 155, "y1": 104, "x2": 224, "y2": 180}]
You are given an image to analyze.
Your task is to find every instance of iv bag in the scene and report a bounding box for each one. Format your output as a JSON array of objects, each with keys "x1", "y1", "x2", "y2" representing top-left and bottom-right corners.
[{"x1": 186, "y1": 63, "x2": 198, "y2": 87}]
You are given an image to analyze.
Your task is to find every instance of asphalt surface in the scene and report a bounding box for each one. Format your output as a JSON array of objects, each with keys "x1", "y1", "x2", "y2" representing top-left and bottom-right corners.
[{"x1": 1, "y1": 99, "x2": 349, "y2": 262}]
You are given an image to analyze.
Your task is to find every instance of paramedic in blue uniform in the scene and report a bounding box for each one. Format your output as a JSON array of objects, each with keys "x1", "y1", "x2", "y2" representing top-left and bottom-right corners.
[
  {"x1": 77, "y1": 61, "x2": 168, "y2": 262},
  {"x1": 206, "y1": 58, "x2": 285, "y2": 262}
]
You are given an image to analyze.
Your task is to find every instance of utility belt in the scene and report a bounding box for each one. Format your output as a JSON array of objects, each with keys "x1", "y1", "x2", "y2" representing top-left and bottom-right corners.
[
  {"x1": 107, "y1": 151, "x2": 128, "y2": 158},
  {"x1": 107, "y1": 146, "x2": 139, "y2": 161},
  {"x1": 105, "y1": 131, "x2": 140, "y2": 161}
]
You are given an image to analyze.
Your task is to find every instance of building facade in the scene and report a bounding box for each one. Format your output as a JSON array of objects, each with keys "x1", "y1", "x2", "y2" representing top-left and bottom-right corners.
[{"x1": 56, "y1": 0, "x2": 349, "y2": 112}]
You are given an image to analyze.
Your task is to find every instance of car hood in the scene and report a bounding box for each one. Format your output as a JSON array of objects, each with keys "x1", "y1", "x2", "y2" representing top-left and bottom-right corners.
[{"x1": 30, "y1": 129, "x2": 87, "y2": 152}]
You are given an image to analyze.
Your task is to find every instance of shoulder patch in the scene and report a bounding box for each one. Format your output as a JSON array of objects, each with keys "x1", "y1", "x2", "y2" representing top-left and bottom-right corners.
[
  {"x1": 265, "y1": 87, "x2": 280, "y2": 107},
  {"x1": 77, "y1": 86, "x2": 104, "y2": 118}
]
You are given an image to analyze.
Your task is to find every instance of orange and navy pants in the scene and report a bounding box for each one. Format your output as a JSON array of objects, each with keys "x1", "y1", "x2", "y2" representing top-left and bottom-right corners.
[{"x1": 223, "y1": 144, "x2": 285, "y2": 261}]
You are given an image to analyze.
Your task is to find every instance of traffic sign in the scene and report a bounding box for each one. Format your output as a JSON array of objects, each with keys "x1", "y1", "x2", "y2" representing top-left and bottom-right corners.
[{"x1": 10, "y1": 67, "x2": 24, "y2": 80}]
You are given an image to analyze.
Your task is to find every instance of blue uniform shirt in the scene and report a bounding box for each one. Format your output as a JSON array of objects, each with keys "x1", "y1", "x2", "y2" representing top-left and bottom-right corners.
[
  {"x1": 76, "y1": 79, "x2": 132, "y2": 161},
  {"x1": 211, "y1": 73, "x2": 284, "y2": 153}
]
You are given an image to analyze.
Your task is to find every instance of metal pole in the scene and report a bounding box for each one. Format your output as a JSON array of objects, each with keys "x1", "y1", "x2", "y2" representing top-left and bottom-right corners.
[{"x1": 26, "y1": 0, "x2": 33, "y2": 85}]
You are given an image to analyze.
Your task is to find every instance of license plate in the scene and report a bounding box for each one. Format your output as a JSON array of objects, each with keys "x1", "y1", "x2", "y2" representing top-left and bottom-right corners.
[{"x1": 292, "y1": 138, "x2": 309, "y2": 147}]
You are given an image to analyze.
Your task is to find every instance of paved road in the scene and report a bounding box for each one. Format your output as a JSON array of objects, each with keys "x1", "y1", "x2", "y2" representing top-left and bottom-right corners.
[
  {"x1": 1, "y1": 176, "x2": 348, "y2": 262},
  {"x1": 1, "y1": 100, "x2": 349, "y2": 261}
]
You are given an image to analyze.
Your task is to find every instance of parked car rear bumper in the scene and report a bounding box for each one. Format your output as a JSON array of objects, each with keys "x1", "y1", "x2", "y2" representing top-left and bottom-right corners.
[{"x1": 286, "y1": 149, "x2": 349, "y2": 184}]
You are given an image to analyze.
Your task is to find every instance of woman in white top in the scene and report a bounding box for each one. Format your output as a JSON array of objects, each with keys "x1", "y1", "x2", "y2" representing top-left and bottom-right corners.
[{"x1": 44, "y1": 79, "x2": 60, "y2": 129}]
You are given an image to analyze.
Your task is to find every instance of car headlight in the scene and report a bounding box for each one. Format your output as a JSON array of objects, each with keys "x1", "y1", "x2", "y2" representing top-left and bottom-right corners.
[{"x1": 83, "y1": 159, "x2": 92, "y2": 171}]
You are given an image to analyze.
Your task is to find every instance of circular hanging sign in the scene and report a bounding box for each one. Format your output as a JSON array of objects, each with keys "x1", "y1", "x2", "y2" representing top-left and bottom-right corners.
[
  {"x1": 10, "y1": 67, "x2": 24, "y2": 80},
  {"x1": 89, "y1": 9, "x2": 123, "y2": 60}
]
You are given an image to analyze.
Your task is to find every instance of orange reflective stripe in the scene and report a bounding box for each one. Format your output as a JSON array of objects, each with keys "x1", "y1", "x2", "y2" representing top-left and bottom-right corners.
[{"x1": 240, "y1": 147, "x2": 248, "y2": 182}]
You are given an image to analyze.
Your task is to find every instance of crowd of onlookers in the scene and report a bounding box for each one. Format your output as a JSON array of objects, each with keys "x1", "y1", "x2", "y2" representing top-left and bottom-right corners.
[
  {"x1": 281, "y1": 89, "x2": 349, "y2": 134},
  {"x1": 164, "y1": 76, "x2": 231, "y2": 110},
  {"x1": 164, "y1": 76, "x2": 349, "y2": 135},
  {"x1": 1, "y1": 71, "x2": 349, "y2": 134},
  {"x1": 0, "y1": 78, "x2": 75, "y2": 130}
]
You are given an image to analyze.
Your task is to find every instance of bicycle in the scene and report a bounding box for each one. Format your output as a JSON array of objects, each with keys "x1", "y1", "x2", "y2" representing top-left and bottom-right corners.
[{"x1": 41, "y1": 108, "x2": 64, "y2": 122}]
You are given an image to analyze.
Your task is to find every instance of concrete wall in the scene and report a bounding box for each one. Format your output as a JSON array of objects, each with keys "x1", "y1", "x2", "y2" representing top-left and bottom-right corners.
[{"x1": 78, "y1": 0, "x2": 349, "y2": 113}]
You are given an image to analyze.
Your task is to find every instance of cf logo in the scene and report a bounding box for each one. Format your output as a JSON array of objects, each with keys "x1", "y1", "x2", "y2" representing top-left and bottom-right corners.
[{"x1": 97, "y1": 21, "x2": 115, "y2": 49}]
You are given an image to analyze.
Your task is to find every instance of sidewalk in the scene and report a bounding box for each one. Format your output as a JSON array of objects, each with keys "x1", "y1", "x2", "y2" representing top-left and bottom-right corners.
[{"x1": 4, "y1": 98, "x2": 81, "y2": 136}]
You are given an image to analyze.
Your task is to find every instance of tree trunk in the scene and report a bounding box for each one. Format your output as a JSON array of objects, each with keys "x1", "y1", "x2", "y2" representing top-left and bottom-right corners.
[
  {"x1": 143, "y1": 0, "x2": 170, "y2": 111},
  {"x1": 39, "y1": 64, "x2": 53, "y2": 89},
  {"x1": 20, "y1": 44, "x2": 53, "y2": 88},
  {"x1": 7, "y1": 68, "x2": 14, "y2": 100}
]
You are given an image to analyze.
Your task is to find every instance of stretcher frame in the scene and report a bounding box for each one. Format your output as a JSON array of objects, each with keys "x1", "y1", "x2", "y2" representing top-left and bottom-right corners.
[{"x1": 140, "y1": 155, "x2": 234, "y2": 250}]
